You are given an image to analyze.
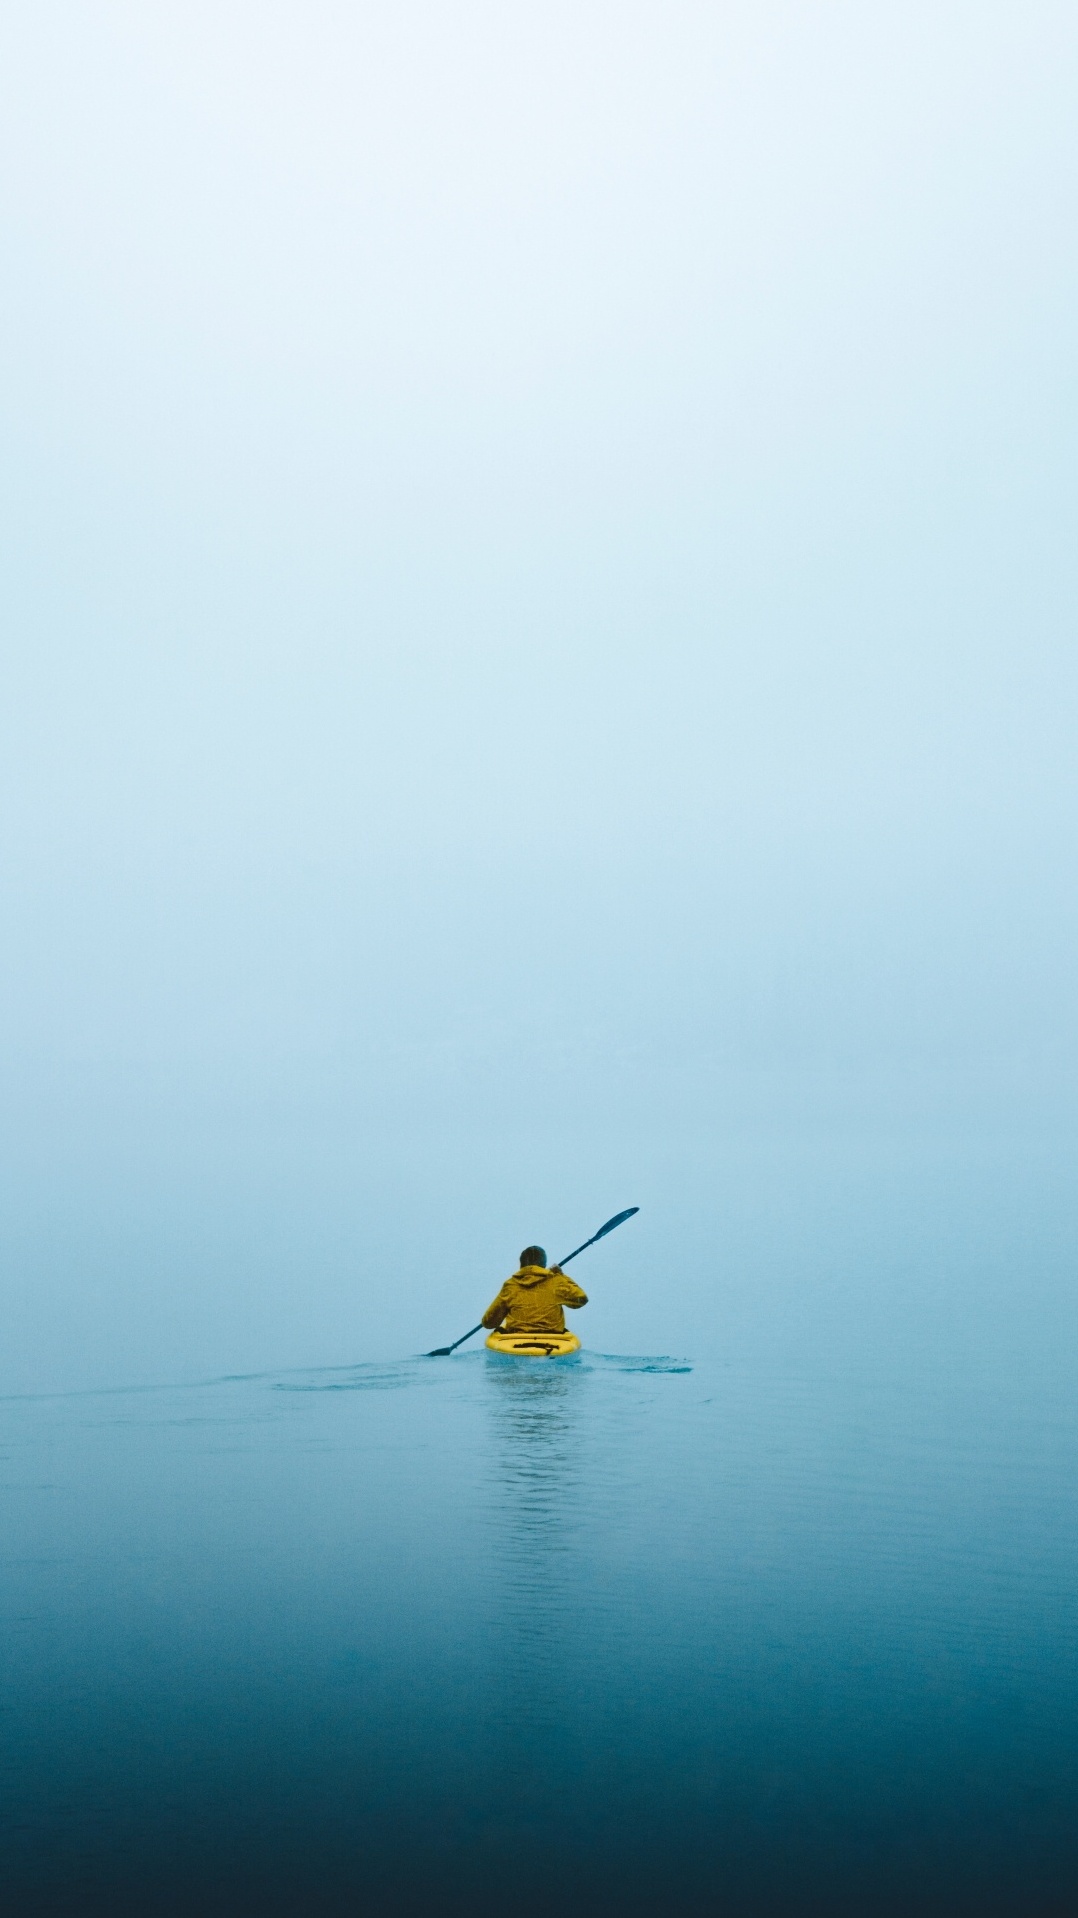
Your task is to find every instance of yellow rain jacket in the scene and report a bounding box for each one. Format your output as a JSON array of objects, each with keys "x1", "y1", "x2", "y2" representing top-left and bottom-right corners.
[{"x1": 482, "y1": 1265, "x2": 588, "y2": 1335}]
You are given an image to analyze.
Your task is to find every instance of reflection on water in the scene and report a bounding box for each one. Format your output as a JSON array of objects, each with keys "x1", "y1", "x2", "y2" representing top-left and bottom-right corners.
[{"x1": 483, "y1": 1359, "x2": 586, "y2": 1784}]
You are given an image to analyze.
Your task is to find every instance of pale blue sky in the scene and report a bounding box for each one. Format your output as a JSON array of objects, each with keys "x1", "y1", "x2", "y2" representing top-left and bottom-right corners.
[{"x1": 1, "y1": 2, "x2": 1075, "y2": 1387}]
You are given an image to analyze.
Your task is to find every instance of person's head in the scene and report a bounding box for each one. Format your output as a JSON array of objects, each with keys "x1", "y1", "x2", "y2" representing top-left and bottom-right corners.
[{"x1": 519, "y1": 1245, "x2": 547, "y2": 1269}]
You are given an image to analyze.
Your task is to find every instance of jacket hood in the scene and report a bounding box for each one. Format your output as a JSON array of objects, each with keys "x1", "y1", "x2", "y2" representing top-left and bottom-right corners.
[{"x1": 512, "y1": 1264, "x2": 552, "y2": 1287}]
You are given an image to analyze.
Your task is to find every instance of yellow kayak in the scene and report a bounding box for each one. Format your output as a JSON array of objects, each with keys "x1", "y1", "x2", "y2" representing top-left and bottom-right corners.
[{"x1": 485, "y1": 1330, "x2": 581, "y2": 1359}]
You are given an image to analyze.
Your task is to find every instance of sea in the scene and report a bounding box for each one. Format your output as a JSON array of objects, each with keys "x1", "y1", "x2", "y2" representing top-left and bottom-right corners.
[{"x1": 3, "y1": 1271, "x2": 1078, "y2": 1916}]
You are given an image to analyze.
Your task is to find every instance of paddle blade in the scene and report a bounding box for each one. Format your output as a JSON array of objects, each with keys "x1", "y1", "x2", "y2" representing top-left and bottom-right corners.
[
  {"x1": 426, "y1": 1321, "x2": 485, "y2": 1358},
  {"x1": 555, "y1": 1206, "x2": 640, "y2": 1268},
  {"x1": 593, "y1": 1206, "x2": 639, "y2": 1240}
]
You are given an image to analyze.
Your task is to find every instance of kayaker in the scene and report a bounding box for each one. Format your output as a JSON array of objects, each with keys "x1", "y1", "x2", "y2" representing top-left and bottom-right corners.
[{"x1": 481, "y1": 1246, "x2": 588, "y2": 1336}]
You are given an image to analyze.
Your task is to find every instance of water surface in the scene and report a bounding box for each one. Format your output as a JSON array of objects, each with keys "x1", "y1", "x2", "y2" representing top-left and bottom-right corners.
[{"x1": 3, "y1": 1342, "x2": 1077, "y2": 1914}]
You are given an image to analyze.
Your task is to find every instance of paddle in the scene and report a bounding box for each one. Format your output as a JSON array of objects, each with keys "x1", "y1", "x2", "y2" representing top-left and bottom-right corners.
[{"x1": 426, "y1": 1207, "x2": 639, "y2": 1357}]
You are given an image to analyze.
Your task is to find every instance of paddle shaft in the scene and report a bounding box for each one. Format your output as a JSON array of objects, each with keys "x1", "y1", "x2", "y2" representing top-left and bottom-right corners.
[{"x1": 427, "y1": 1207, "x2": 638, "y2": 1356}]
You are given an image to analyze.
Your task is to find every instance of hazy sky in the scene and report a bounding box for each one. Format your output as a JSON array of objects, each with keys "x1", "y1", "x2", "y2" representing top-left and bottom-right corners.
[{"x1": 1, "y1": 2, "x2": 1075, "y2": 1387}]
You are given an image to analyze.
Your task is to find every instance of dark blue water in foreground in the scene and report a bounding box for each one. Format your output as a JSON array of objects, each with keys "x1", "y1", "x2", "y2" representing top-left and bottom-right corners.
[{"x1": 3, "y1": 1343, "x2": 1078, "y2": 1915}]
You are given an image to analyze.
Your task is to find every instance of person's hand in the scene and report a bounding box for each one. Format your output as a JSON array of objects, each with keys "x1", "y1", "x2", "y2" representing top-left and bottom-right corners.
[{"x1": 550, "y1": 1264, "x2": 563, "y2": 1274}]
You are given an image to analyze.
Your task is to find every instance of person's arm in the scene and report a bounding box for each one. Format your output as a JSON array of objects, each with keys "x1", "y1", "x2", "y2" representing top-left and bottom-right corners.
[
  {"x1": 481, "y1": 1286, "x2": 510, "y2": 1330},
  {"x1": 552, "y1": 1269, "x2": 588, "y2": 1310}
]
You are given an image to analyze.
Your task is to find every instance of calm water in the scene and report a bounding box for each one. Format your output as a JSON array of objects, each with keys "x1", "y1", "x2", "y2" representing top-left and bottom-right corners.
[{"x1": 3, "y1": 1339, "x2": 1078, "y2": 1915}]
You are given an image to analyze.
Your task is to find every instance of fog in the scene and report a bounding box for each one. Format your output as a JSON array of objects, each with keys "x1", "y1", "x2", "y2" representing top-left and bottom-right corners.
[{"x1": 1, "y1": 1, "x2": 1075, "y2": 1391}]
